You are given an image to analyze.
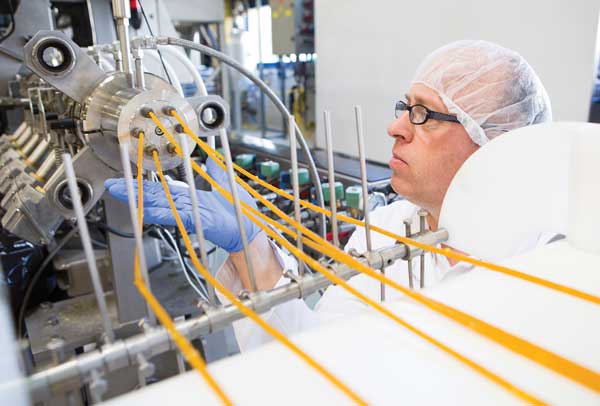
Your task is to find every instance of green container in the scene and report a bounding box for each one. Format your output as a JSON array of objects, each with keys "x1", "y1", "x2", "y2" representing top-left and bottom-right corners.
[
  {"x1": 235, "y1": 153, "x2": 256, "y2": 169},
  {"x1": 345, "y1": 185, "x2": 362, "y2": 209},
  {"x1": 260, "y1": 161, "x2": 280, "y2": 178},
  {"x1": 322, "y1": 181, "x2": 344, "y2": 202},
  {"x1": 289, "y1": 168, "x2": 310, "y2": 186}
]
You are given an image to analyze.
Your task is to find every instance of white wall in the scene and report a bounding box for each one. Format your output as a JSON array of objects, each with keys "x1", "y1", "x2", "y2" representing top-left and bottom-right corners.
[{"x1": 315, "y1": 0, "x2": 600, "y2": 163}]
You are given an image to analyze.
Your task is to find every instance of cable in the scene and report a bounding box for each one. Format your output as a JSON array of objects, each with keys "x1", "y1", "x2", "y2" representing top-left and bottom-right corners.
[
  {"x1": 158, "y1": 226, "x2": 210, "y2": 301},
  {"x1": 17, "y1": 226, "x2": 79, "y2": 338},
  {"x1": 137, "y1": 0, "x2": 172, "y2": 85},
  {"x1": 89, "y1": 220, "x2": 135, "y2": 239},
  {"x1": 0, "y1": 0, "x2": 15, "y2": 45}
]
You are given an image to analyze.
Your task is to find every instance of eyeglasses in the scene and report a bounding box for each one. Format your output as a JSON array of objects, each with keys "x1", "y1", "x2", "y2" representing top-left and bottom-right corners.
[{"x1": 395, "y1": 100, "x2": 460, "y2": 125}]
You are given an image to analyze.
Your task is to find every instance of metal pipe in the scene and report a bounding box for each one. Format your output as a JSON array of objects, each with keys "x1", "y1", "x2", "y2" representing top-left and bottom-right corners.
[
  {"x1": 323, "y1": 110, "x2": 339, "y2": 248},
  {"x1": 21, "y1": 134, "x2": 40, "y2": 155},
  {"x1": 62, "y1": 153, "x2": 115, "y2": 343},
  {"x1": 26, "y1": 229, "x2": 447, "y2": 401},
  {"x1": 36, "y1": 153, "x2": 56, "y2": 180},
  {"x1": 26, "y1": 139, "x2": 49, "y2": 165},
  {"x1": 9, "y1": 122, "x2": 27, "y2": 141},
  {"x1": 13, "y1": 126, "x2": 32, "y2": 148},
  {"x1": 178, "y1": 134, "x2": 216, "y2": 304},
  {"x1": 162, "y1": 36, "x2": 327, "y2": 241},
  {"x1": 118, "y1": 142, "x2": 156, "y2": 325},
  {"x1": 219, "y1": 130, "x2": 258, "y2": 292},
  {"x1": 288, "y1": 114, "x2": 305, "y2": 276},
  {"x1": 404, "y1": 221, "x2": 414, "y2": 289},
  {"x1": 256, "y1": 0, "x2": 266, "y2": 138},
  {"x1": 355, "y1": 106, "x2": 378, "y2": 296},
  {"x1": 419, "y1": 209, "x2": 427, "y2": 289},
  {"x1": 132, "y1": 48, "x2": 145, "y2": 90},
  {"x1": 111, "y1": 0, "x2": 134, "y2": 87}
]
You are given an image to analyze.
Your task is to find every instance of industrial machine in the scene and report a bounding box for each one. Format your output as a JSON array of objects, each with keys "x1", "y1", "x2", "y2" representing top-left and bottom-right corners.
[
  {"x1": 0, "y1": 1, "x2": 399, "y2": 404},
  {"x1": 0, "y1": 1, "x2": 599, "y2": 406}
]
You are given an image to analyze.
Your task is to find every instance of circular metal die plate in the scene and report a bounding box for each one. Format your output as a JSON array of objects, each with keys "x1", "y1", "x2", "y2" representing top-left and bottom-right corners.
[{"x1": 118, "y1": 88, "x2": 198, "y2": 171}]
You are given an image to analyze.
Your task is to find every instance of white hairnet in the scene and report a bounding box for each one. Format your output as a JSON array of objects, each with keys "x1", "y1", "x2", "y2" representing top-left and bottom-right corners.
[{"x1": 412, "y1": 40, "x2": 552, "y2": 146}]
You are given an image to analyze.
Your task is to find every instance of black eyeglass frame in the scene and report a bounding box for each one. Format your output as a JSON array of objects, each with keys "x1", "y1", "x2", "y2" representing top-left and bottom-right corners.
[{"x1": 395, "y1": 100, "x2": 460, "y2": 125}]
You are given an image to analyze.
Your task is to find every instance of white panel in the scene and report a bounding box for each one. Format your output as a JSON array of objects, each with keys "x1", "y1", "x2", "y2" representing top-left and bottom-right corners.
[{"x1": 315, "y1": 0, "x2": 600, "y2": 163}]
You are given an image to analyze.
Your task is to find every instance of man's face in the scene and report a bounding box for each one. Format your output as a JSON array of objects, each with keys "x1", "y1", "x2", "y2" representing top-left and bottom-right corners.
[{"x1": 387, "y1": 83, "x2": 479, "y2": 213}]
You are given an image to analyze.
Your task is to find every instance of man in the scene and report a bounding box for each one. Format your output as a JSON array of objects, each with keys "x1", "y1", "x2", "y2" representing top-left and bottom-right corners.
[{"x1": 106, "y1": 40, "x2": 552, "y2": 350}]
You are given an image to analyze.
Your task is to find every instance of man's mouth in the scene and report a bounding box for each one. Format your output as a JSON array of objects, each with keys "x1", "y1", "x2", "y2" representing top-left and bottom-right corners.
[{"x1": 389, "y1": 153, "x2": 408, "y2": 169}]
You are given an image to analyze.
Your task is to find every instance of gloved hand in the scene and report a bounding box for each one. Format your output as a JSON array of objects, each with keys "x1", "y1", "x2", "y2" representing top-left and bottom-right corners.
[{"x1": 104, "y1": 159, "x2": 261, "y2": 253}]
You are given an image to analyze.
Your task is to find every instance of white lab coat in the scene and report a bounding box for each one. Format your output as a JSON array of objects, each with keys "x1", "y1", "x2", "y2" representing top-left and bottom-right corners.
[{"x1": 215, "y1": 199, "x2": 551, "y2": 351}]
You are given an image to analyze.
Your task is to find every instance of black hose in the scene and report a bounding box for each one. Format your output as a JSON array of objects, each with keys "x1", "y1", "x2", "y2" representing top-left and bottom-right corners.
[
  {"x1": 90, "y1": 220, "x2": 135, "y2": 239},
  {"x1": 16, "y1": 226, "x2": 79, "y2": 338}
]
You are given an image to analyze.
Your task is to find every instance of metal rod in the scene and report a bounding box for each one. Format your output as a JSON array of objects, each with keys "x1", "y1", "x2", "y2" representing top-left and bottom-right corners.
[
  {"x1": 289, "y1": 114, "x2": 305, "y2": 276},
  {"x1": 178, "y1": 134, "x2": 216, "y2": 304},
  {"x1": 355, "y1": 106, "x2": 379, "y2": 298},
  {"x1": 111, "y1": 0, "x2": 134, "y2": 87},
  {"x1": 118, "y1": 143, "x2": 156, "y2": 325},
  {"x1": 219, "y1": 130, "x2": 258, "y2": 292},
  {"x1": 419, "y1": 209, "x2": 427, "y2": 289},
  {"x1": 62, "y1": 153, "x2": 115, "y2": 343},
  {"x1": 133, "y1": 48, "x2": 145, "y2": 90},
  {"x1": 26, "y1": 229, "x2": 450, "y2": 402},
  {"x1": 323, "y1": 110, "x2": 339, "y2": 248},
  {"x1": 404, "y1": 220, "x2": 414, "y2": 290},
  {"x1": 256, "y1": 0, "x2": 266, "y2": 138}
]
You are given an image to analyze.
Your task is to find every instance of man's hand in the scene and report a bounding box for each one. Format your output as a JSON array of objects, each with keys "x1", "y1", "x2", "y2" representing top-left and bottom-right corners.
[{"x1": 104, "y1": 159, "x2": 261, "y2": 253}]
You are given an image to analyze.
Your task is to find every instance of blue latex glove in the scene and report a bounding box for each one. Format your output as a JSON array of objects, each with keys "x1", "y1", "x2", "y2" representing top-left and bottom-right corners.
[{"x1": 104, "y1": 159, "x2": 260, "y2": 253}]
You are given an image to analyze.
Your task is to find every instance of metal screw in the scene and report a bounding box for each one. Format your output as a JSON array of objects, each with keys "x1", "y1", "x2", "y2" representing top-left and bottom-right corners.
[
  {"x1": 166, "y1": 143, "x2": 178, "y2": 155},
  {"x1": 45, "y1": 316, "x2": 59, "y2": 326},
  {"x1": 174, "y1": 124, "x2": 184, "y2": 133}
]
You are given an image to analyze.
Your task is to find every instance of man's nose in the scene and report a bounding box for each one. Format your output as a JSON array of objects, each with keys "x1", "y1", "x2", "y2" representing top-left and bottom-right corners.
[{"x1": 387, "y1": 112, "x2": 414, "y2": 143}]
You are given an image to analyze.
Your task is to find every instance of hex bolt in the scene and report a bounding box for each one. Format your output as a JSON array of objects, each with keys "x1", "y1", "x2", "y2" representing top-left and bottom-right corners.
[
  {"x1": 162, "y1": 106, "x2": 176, "y2": 116},
  {"x1": 131, "y1": 128, "x2": 144, "y2": 139},
  {"x1": 140, "y1": 107, "x2": 153, "y2": 118},
  {"x1": 145, "y1": 145, "x2": 159, "y2": 157},
  {"x1": 166, "y1": 143, "x2": 178, "y2": 155}
]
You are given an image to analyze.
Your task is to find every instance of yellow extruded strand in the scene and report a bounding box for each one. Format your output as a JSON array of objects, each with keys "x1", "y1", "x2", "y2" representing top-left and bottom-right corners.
[
  {"x1": 132, "y1": 137, "x2": 233, "y2": 406},
  {"x1": 162, "y1": 113, "x2": 600, "y2": 394},
  {"x1": 192, "y1": 158, "x2": 600, "y2": 395},
  {"x1": 190, "y1": 163, "x2": 544, "y2": 404},
  {"x1": 173, "y1": 112, "x2": 600, "y2": 307},
  {"x1": 151, "y1": 151, "x2": 368, "y2": 406}
]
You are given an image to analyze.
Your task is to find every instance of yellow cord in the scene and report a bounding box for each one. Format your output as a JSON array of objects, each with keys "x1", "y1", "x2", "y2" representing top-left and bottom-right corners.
[
  {"x1": 151, "y1": 150, "x2": 368, "y2": 406},
  {"x1": 191, "y1": 152, "x2": 600, "y2": 396},
  {"x1": 172, "y1": 111, "x2": 600, "y2": 307},
  {"x1": 192, "y1": 162, "x2": 545, "y2": 404},
  {"x1": 132, "y1": 133, "x2": 233, "y2": 406},
  {"x1": 160, "y1": 112, "x2": 600, "y2": 397}
]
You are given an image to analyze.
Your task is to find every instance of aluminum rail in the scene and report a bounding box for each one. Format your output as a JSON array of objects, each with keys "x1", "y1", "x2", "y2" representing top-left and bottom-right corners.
[{"x1": 27, "y1": 229, "x2": 448, "y2": 401}]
